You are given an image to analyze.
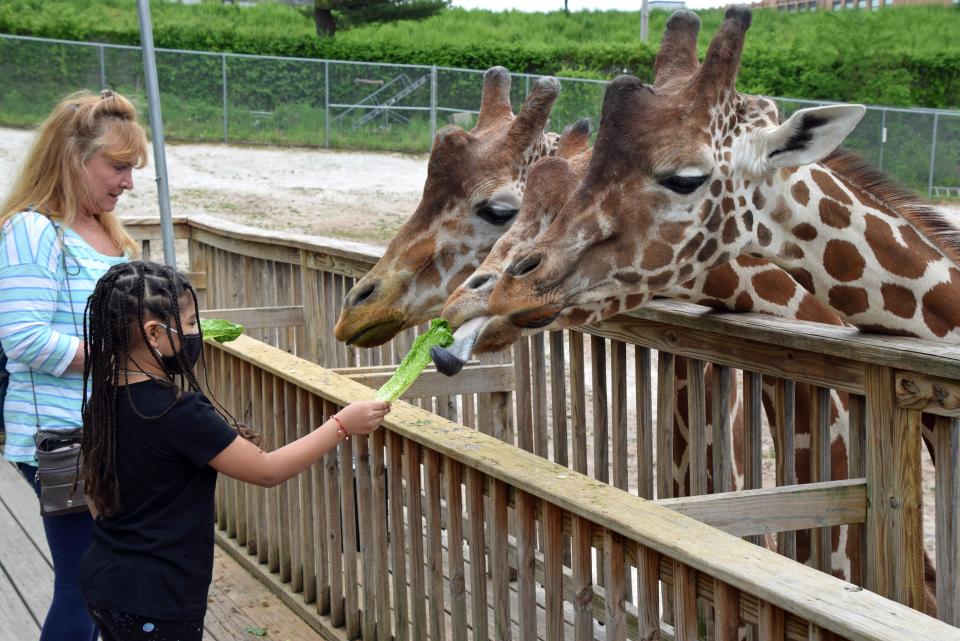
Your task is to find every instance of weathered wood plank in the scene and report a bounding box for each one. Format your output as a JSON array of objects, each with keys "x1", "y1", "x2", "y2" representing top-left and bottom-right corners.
[
  {"x1": 673, "y1": 561, "x2": 698, "y2": 641},
  {"x1": 688, "y1": 358, "x2": 708, "y2": 496},
  {"x1": 896, "y1": 371, "x2": 960, "y2": 417},
  {"x1": 545, "y1": 503, "x2": 565, "y2": 641},
  {"x1": 444, "y1": 458, "x2": 466, "y2": 641},
  {"x1": 202, "y1": 305, "x2": 305, "y2": 330},
  {"x1": 656, "y1": 480, "x2": 865, "y2": 536},
  {"x1": 636, "y1": 346, "x2": 655, "y2": 500},
  {"x1": 405, "y1": 440, "x2": 427, "y2": 641},
  {"x1": 332, "y1": 364, "x2": 515, "y2": 401},
  {"x1": 550, "y1": 331, "x2": 569, "y2": 468},
  {"x1": 935, "y1": 415, "x2": 960, "y2": 625},
  {"x1": 657, "y1": 352, "x2": 676, "y2": 501},
  {"x1": 572, "y1": 515, "x2": 593, "y2": 641},
  {"x1": 425, "y1": 449, "x2": 447, "y2": 641},
  {"x1": 516, "y1": 489, "x2": 537, "y2": 641},
  {"x1": 612, "y1": 341, "x2": 629, "y2": 491},
  {"x1": 864, "y1": 365, "x2": 925, "y2": 611},
  {"x1": 714, "y1": 579, "x2": 740, "y2": 641},
  {"x1": 570, "y1": 331, "x2": 588, "y2": 475}
]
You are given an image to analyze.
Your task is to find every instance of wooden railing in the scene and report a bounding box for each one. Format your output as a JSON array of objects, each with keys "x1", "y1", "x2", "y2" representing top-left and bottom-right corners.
[
  {"x1": 204, "y1": 334, "x2": 957, "y2": 641},
  {"x1": 122, "y1": 215, "x2": 960, "y2": 630}
]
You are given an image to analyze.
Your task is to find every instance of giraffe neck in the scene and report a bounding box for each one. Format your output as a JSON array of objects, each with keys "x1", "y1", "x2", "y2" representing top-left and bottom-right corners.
[{"x1": 743, "y1": 162, "x2": 960, "y2": 342}]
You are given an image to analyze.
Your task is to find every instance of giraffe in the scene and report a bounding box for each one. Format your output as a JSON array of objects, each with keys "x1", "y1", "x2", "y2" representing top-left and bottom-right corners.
[
  {"x1": 454, "y1": 5, "x2": 945, "y2": 613},
  {"x1": 332, "y1": 66, "x2": 561, "y2": 348},
  {"x1": 437, "y1": 98, "x2": 855, "y2": 583}
]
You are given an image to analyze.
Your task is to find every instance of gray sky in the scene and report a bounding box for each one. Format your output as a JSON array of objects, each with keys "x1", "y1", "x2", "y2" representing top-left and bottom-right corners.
[{"x1": 451, "y1": 1, "x2": 728, "y2": 10}]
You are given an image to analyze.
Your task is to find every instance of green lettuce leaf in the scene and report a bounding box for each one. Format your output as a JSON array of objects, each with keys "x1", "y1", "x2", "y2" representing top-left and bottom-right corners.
[
  {"x1": 200, "y1": 318, "x2": 244, "y2": 343},
  {"x1": 375, "y1": 318, "x2": 454, "y2": 402}
]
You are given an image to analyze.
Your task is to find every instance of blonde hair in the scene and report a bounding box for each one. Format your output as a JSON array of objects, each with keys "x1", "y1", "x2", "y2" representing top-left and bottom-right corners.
[{"x1": 0, "y1": 89, "x2": 148, "y2": 256}]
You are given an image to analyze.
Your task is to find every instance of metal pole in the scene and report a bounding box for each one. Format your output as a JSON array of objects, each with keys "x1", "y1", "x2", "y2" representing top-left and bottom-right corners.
[
  {"x1": 136, "y1": 0, "x2": 176, "y2": 267},
  {"x1": 98, "y1": 44, "x2": 106, "y2": 90},
  {"x1": 640, "y1": 0, "x2": 650, "y2": 43},
  {"x1": 927, "y1": 113, "x2": 939, "y2": 201},
  {"x1": 429, "y1": 65, "x2": 438, "y2": 148},
  {"x1": 221, "y1": 54, "x2": 228, "y2": 143},
  {"x1": 878, "y1": 108, "x2": 886, "y2": 171},
  {"x1": 324, "y1": 61, "x2": 330, "y2": 149}
]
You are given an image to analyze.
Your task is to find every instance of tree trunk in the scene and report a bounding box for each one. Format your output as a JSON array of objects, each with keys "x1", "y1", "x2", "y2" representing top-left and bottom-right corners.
[{"x1": 314, "y1": 7, "x2": 337, "y2": 37}]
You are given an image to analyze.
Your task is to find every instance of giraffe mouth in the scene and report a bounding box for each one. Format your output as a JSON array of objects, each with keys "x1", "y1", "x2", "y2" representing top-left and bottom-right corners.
[
  {"x1": 345, "y1": 319, "x2": 406, "y2": 347},
  {"x1": 508, "y1": 304, "x2": 563, "y2": 329},
  {"x1": 431, "y1": 315, "x2": 489, "y2": 376}
]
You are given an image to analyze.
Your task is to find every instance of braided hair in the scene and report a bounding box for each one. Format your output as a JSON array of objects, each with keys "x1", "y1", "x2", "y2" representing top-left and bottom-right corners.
[{"x1": 81, "y1": 261, "x2": 257, "y2": 517}]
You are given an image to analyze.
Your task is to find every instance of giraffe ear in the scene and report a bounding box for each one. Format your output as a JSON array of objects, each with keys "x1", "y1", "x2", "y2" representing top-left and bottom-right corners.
[{"x1": 760, "y1": 105, "x2": 866, "y2": 171}]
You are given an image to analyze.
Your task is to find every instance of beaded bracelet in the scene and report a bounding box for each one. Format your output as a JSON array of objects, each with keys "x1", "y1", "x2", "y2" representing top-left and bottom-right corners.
[{"x1": 331, "y1": 415, "x2": 350, "y2": 441}]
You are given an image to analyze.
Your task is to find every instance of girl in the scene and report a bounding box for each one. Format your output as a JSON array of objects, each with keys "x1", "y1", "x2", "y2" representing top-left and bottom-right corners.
[{"x1": 78, "y1": 261, "x2": 389, "y2": 641}]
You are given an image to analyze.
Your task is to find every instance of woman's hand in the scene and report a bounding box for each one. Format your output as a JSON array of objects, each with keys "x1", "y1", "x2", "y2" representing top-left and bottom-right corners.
[{"x1": 336, "y1": 401, "x2": 391, "y2": 436}]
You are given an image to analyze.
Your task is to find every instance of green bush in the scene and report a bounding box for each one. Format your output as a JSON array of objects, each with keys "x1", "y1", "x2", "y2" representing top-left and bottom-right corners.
[{"x1": 1, "y1": 1, "x2": 958, "y2": 108}]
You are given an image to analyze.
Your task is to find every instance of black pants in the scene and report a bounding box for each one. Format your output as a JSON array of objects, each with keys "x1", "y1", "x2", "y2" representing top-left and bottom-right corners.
[{"x1": 88, "y1": 608, "x2": 204, "y2": 641}]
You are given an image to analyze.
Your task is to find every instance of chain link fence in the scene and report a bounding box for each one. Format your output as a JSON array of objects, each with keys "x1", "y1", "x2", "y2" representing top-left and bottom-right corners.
[{"x1": 1, "y1": 33, "x2": 957, "y2": 199}]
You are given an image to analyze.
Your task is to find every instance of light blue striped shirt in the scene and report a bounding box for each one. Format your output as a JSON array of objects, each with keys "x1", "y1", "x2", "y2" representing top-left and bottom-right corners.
[{"x1": 0, "y1": 210, "x2": 127, "y2": 463}]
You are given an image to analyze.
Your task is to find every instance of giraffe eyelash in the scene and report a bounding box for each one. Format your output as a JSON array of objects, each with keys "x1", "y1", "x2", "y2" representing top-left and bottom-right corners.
[
  {"x1": 477, "y1": 205, "x2": 518, "y2": 225},
  {"x1": 659, "y1": 174, "x2": 710, "y2": 195}
]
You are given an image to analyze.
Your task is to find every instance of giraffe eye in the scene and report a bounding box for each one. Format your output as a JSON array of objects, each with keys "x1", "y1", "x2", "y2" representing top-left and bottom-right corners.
[
  {"x1": 660, "y1": 175, "x2": 709, "y2": 195},
  {"x1": 477, "y1": 205, "x2": 518, "y2": 226}
]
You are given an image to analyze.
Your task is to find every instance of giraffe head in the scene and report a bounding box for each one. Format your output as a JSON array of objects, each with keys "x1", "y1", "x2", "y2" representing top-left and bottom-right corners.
[
  {"x1": 333, "y1": 67, "x2": 560, "y2": 347},
  {"x1": 432, "y1": 120, "x2": 593, "y2": 373},
  {"x1": 484, "y1": 6, "x2": 864, "y2": 333}
]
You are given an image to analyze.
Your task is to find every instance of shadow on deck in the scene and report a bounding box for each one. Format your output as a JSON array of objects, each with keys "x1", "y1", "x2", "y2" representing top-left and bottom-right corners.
[{"x1": 0, "y1": 461, "x2": 320, "y2": 641}]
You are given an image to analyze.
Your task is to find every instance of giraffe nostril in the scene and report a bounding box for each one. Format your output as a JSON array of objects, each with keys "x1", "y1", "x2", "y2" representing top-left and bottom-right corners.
[
  {"x1": 465, "y1": 273, "x2": 494, "y2": 291},
  {"x1": 351, "y1": 282, "x2": 378, "y2": 306},
  {"x1": 507, "y1": 254, "x2": 543, "y2": 278}
]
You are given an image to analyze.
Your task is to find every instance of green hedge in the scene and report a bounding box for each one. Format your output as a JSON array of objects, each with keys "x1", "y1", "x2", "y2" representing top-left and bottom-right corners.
[{"x1": 0, "y1": 0, "x2": 958, "y2": 108}]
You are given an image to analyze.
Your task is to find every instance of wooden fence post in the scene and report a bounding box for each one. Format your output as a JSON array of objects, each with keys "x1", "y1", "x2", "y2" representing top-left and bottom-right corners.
[{"x1": 864, "y1": 364, "x2": 924, "y2": 610}]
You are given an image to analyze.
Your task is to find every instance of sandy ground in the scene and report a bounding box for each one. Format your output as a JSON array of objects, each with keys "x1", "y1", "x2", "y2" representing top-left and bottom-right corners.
[
  {"x1": 0, "y1": 127, "x2": 428, "y2": 245},
  {"x1": 1, "y1": 126, "x2": 951, "y2": 563}
]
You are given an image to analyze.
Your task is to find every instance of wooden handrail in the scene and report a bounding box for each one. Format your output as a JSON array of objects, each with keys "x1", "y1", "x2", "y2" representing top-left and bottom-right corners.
[{"x1": 210, "y1": 335, "x2": 957, "y2": 641}]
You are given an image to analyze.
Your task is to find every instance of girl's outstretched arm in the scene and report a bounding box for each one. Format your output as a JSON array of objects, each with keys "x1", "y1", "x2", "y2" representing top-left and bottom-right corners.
[{"x1": 209, "y1": 400, "x2": 390, "y2": 487}]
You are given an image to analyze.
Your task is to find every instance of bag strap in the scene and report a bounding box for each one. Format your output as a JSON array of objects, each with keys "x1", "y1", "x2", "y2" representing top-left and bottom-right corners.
[{"x1": 27, "y1": 216, "x2": 80, "y2": 436}]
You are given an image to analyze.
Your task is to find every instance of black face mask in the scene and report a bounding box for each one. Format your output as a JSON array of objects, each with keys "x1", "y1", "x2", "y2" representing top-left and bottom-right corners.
[{"x1": 155, "y1": 325, "x2": 202, "y2": 375}]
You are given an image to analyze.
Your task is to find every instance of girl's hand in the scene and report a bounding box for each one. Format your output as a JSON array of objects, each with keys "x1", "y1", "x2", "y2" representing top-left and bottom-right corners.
[{"x1": 336, "y1": 401, "x2": 390, "y2": 436}]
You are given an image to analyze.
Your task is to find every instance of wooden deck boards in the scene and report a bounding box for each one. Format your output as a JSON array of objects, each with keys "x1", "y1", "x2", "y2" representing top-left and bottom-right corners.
[{"x1": 0, "y1": 461, "x2": 317, "y2": 641}]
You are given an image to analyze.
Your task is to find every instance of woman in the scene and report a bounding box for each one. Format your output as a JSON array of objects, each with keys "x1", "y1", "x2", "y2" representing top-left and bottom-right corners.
[{"x1": 0, "y1": 88, "x2": 147, "y2": 641}]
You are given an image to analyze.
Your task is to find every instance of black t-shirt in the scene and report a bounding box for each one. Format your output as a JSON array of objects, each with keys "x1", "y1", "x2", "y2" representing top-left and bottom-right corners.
[{"x1": 79, "y1": 379, "x2": 238, "y2": 621}]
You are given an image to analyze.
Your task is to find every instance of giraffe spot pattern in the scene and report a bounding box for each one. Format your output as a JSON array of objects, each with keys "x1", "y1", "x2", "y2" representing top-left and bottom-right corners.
[
  {"x1": 677, "y1": 264, "x2": 694, "y2": 282},
  {"x1": 722, "y1": 217, "x2": 740, "y2": 244},
  {"x1": 641, "y1": 241, "x2": 674, "y2": 271},
  {"x1": 829, "y1": 286, "x2": 869, "y2": 316},
  {"x1": 699, "y1": 200, "x2": 714, "y2": 221},
  {"x1": 778, "y1": 242, "x2": 804, "y2": 260},
  {"x1": 734, "y1": 291, "x2": 754, "y2": 311},
  {"x1": 706, "y1": 206, "x2": 723, "y2": 232},
  {"x1": 678, "y1": 233, "x2": 704, "y2": 262},
  {"x1": 789, "y1": 268, "x2": 816, "y2": 294},
  {"x1": 660, "y1": 221, "x2": 690, "y2": 244},
  {"x1": 824, "y1": 239, "x2": 866, "y2": 282},
  {"x1": 742, "y1": 210, "x2": 754, "y2": 232},
  {"x1": 771, "y1": 197, "x2": 792, "y2": 224},
  {"x1": 790, "y1": 181, "x2": 810, "y2": 206},
  {"x1": 819, "y1": 198, "x2": 851, "y2": 229},
  {"x1": 711, "y1": 251, "x2": 731, "y2": 269},
  {"x1": 757, "y1": 223, "x2": 772, "y2": 247},
  {"x1": 721, "y1": 197, "x2": 736, "y2": 215},
  {"x1": 702, "y1": 262, "x2": 739, "y2": 299},
  {"x1": 922, "y1": 268, "x2": 960, "y2": 337},
  {"x1": 752, "y1": 269, "x2": 796, "y2": 306},
  {"x1": 696, "y1": 238, "x2": 719, "y2": 263},
  {"x1": 752, "y1": 188, "x2": 766, "y2": 210},
  {"x1": 810, "y1": 168, "x2": 853, "y2": 205},
  {"x1": 791, "y1": 223, "x2": 818, "y2": 241},
  {"x1": 710, "y1": 180, "x2": 722, "y2": 197},
  {"x1": 647, "y1": 270, "x2": 674, "y2": 289},
  {"x1": 738, "y1": 195, "x2": 747, "y2": 207},
  {"x1": 625, "y1": 293, "x2": 645, "y2": 309},
  {"x1": 797, "y1": 296, "x2": 831, "y2": 322},
  {"x1": 881, "y1": 283, "x2": 917, "y2": 319},
  {"x1": 864, "y1": 214, "x2": 942, "y2": 279}
]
